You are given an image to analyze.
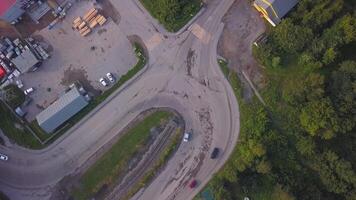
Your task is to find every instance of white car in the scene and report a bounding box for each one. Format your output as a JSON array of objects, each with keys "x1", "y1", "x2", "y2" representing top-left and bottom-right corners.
[
  {"x1": 106, "y1": 73, "x2": 115, "y2": 83},
  {"x1": 183, "y1": 130, "x2": 192, "y2": 142},
  {"x1": 99, "y1": 78, "x2": 108, "y2": 86},
  {"x1": 24, "y1": 87, "x2": 34, "y2": 95},
  {"x1": 0, "y1": 153, "x2": 8, "y2": 161}
]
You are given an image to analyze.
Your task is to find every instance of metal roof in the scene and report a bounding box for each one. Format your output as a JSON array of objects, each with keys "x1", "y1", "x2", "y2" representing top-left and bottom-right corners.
[
  {"x1": 36, "y1": 87, "x2": 89, "y2": 133},
  {"x1": 0, "y1": 0, "x2": 24, "y2": 23},
  {"x1": 255, "y1": 0, "x2": 298, "y2": 24},
  {"x1": 12, "y1": 49, "x2": 40, "y2": 73}
]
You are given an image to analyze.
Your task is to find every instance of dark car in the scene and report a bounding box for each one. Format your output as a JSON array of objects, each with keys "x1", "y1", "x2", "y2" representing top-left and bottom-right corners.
[
  {"x1": 189, "y1": 179, "x2": 197, "y2": 188},
  {"x1": 210, "y1": 147, "x2": 219, "y2": 159}
]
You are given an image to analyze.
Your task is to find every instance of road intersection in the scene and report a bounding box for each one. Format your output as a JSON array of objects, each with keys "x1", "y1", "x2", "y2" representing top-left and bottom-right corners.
[{"x1": 0, "y1": 0, "x2": 239, "y2": 199}]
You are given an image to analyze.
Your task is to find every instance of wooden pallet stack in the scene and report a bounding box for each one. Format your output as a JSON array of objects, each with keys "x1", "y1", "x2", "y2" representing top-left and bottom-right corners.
[{"x1": 72, "y1": 7, "x2": 108, "y2": 37}]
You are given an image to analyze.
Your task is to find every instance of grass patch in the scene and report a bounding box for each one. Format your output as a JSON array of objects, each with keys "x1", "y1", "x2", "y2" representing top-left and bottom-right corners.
[
  {"x1": 218, "y1": 59, "x2": 230, "y2": 78},
  {"x1": 139, "y1": 0, "x2": 202, "y2": 32},
  {"x1": 28, "y1": 43, "x2": 147, "y2": 147},
  {"x1": 2, "y1": 84, "x2": 25, "y2": 108},
  {"x1": 124, "y1": 127, "x2": 182, "y2": 200},
  {"x1": 0, "y1": 101, "x2": 42, "y2": 148},
  {"x1": 71, "y1": 111, "x2": 173, "y2": 200}
]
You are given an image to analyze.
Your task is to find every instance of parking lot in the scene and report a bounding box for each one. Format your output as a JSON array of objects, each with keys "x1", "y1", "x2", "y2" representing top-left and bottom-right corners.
[{"x1": 19, "y1": 0, "x2": 137, "y2": 121}]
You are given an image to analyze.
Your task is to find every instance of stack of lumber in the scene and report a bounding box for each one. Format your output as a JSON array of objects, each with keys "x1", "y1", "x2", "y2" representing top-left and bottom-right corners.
[{"x1": 72, "y1": 7, "x2": 108, "y2": 37}]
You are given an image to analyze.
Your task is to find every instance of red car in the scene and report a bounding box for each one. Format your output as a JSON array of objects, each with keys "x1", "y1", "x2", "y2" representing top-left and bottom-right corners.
[{"x1": 189, "y1": 179, "x2": 197, "y2": 188}]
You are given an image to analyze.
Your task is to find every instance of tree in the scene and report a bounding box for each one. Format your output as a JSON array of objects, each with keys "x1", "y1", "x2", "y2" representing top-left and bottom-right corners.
[
  {"x1": 312, "y1": 151, "x2": 356, "y2": 194},
  {"x1": 272, "y1": 19, "x2": 313, "y2": 53},
  {"x1": 329, "y1": 61, "x2": 356, "y2": 133},
  {"x1": 299, "y1": 98, "x2": 339, "y2": 139},
  {"x1": 272, "y1": 184, "x2": 295, "y2": 200},
  {"x1": 322, "y1": 47, "x2": 337, "y2": 65}
]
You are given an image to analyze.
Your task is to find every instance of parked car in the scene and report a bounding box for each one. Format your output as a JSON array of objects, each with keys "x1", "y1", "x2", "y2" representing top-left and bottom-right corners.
[
  {"x1": 99, "y1": 78, "x2": 108, "y2": 86},
  {"x1": 183, "y1": 130, "x2": 192, "y2": 142},
  {"x1": 24, "y1": 87, "x2": 34, "y2": 95},
  {"x1": 210, "y1": 147, "x2": 219, "y2": 159},
  {"x1": 106, "y1": 72, "x2": 115, "y2": 83},
  {"x1": 189, "y1": 179, "x2": 197, "y2": 188},
  {"x1": 0, "y1": 153, "x2": 8, "y2": 161}
]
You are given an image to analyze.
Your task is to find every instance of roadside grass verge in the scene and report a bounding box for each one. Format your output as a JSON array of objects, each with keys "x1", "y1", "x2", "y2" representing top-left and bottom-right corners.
[
  {"x1": 139, "y1": 0, "x2": 202, "y2": 32},
  {"x1": 123, "y1": 127, "x2": 182, "y2": 200},
  {"x1": 218, "y1": 59, "x2": 229, "y2": 78},
  {"x1": 27, "y1": 43, "x2": 147, "y2": 147},
  {"x1": 195, "y1": 60, "x2": 270, "y2": 199},
  {"x1": 71, "y1": 111, "x2": 173, "y2": 200},
  {"x1": 0, "y1": 101, "x2": 42, "y2": 148}
]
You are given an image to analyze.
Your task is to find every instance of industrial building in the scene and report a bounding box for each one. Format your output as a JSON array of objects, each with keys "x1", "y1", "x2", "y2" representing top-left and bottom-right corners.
[
  {"x1": 0, "y1": 0, "x2": 25, "y2": 23},
  {"x1": 36, "y1": 86, "x2": 89, "y2": 133},
  {"x1": 12, "y1": 48, "x2": 41, "y2": 73},
  {"x1": 253, "y1": 0, "x2": 299, "y2": 26}
]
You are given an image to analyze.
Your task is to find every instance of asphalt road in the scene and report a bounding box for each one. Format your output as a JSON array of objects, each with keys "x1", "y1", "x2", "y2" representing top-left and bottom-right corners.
[{"x1": 0, "y1": 0, "x2": 240, "y2": 199}]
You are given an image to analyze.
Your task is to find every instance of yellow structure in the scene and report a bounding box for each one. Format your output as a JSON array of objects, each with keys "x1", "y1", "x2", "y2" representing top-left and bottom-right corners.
[{"x1": 253, "y1": 0, "x2": 299, "y2": 26}]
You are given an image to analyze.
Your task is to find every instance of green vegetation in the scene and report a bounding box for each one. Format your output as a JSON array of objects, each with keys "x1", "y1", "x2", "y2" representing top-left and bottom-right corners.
[
  {"x1": 72, "y1": 111, "x2": 172, "y2": 200},
  {"x1": 2, "y1": 84, "x2": 25, "y2": 108},
  {"x1": 124, "y1": 127, "x2": 182, "y2": 200},
  {"x1": 218, "y1": 59, "x2": 229, "y2": 78},
  {"x1": 208, "y1": 1, "x2": 356, "y2": 200},
  {"x1": 140, "y1": 0, "x2": 202, "y2": 32},
  {"x1": 29, "y1": 43, "x2": 147, "y2": 146},
  {"x1": 0, "y1": 101, "x2": 41, "y2": 148}
]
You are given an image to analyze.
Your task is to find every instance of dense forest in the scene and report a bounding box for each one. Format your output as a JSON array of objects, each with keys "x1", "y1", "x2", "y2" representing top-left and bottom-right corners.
[{"x1": 210, "y1": 0, "x2": 356, "y2": 199}]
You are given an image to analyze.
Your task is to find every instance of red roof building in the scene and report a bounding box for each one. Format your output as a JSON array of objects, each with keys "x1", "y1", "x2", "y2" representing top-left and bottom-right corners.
[
  {"x1": 0, "y1": 0, "x2": 24, "y2": 23},
  {"x1": 0, "y1": 66, "x2": 6, "y2": 79}
]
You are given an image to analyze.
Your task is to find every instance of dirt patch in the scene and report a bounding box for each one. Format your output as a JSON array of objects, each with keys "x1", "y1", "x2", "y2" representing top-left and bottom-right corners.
[
  {"x1": 217, "y1": 0, "x2": 266, "y2": 99},
  {"x1": 97, "y1": 28, "x2": 107, "y2": 35},
  {"x1": 14, "y1": 12, "x2": 56, "y2": 37},
  {"x1": 61, "y1": 66, "x2": 101, "y2": 96},
  {"x1": 0, "y1": 20, "x2": 20, "y2": 38},
  {"x1": 186, "y1": 49, "x2": 196, "y2": 77},
  {"x1": 96, "y1": 0, "x2": 121, "y2": 24}
]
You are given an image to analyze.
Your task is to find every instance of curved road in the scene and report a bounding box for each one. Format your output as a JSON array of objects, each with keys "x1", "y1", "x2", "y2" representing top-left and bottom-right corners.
[{"x1": 0, "y1": 0, "x2": 239, "y2": 199}]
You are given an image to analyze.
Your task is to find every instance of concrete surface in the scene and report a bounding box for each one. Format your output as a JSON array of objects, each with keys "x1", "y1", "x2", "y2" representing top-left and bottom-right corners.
[{"x1": 19, "y1": 0, "x2": 137, "y2": 121}]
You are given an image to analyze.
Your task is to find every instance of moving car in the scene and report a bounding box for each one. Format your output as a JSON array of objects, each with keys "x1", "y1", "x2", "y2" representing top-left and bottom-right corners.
[
  {"x1": 189, "y1": 179, "x2": 197, "y2": 188},
  {"x1": 24, "y1": 87, "x2": 34, "y2": 95},
  {"x1": 106, "y1": 72, "x2": 115, "y2": 83},
  {"x1": 0, "y1": 153, "x2": 8, "y2": 161},
  {"x1": 210, "y1": 147, "x2": 219, "y2": 159},
  {"x1": 99, "y1": 78, "x2": 108, "y2": 86},
  {"x1": 183, "y1": 130, "x2": 192, "y2": 142}
]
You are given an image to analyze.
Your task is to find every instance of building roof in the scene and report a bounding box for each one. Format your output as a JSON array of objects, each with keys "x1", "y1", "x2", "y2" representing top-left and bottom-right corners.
[
  {"x1": 0, "y1": 0, "x2": 16, "y2": 16},
  {"x1": 255, "y1": 0, "x2": 298, "y2": 24},
  {"x1": 36, "y1": 87, "x2": 89, "y2": 133},
  {"x1": 0, "y1": 66, "x2": 5, "y2": 78},
  {"x1": 0, "y1": 0, "x2": 24, "y2": 23},
  {"x1": 12, "y1": 49, "x2": 40, "y2": 73}
]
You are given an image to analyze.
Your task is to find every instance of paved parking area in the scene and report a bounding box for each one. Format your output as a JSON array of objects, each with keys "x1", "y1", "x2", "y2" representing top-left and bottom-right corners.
[{"x1": 19, "y1": 0, "x2": 137, "y2": 121}]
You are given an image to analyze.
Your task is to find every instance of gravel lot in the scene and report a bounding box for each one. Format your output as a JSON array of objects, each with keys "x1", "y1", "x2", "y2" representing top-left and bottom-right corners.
[
  {"x1": 218, "y1": 0, "x2": 266, "y2": 99},
  {"x1": 19, "y1": 0, "x2": 137, "y2": 121}
]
